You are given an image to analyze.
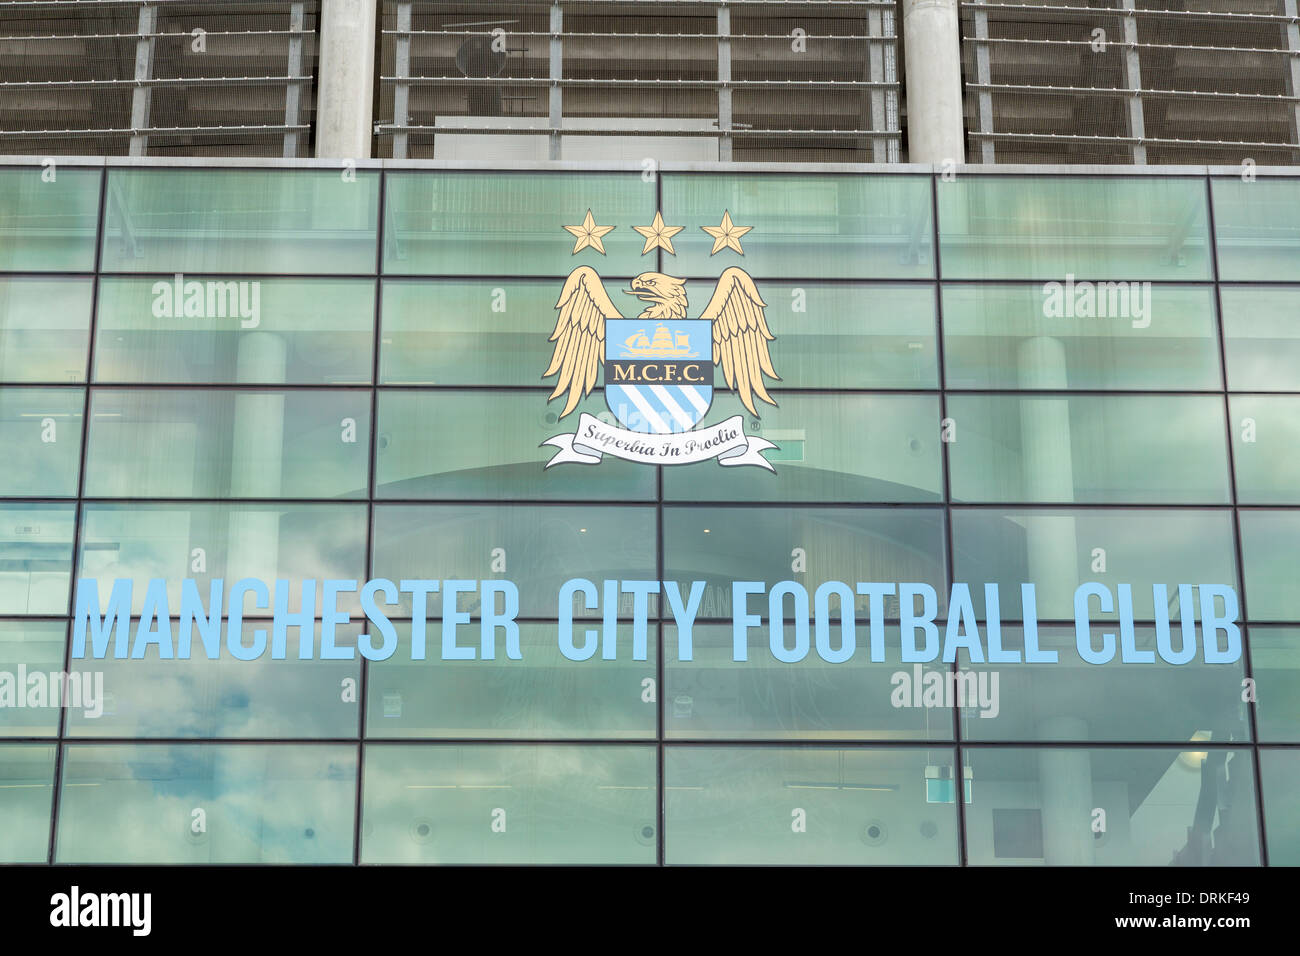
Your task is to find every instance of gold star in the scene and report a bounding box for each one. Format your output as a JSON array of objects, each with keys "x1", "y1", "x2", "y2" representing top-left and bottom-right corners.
[
  {"x1": 701, "y1": 210, "x2": 752, "y2": 256},
  {"x1": 632, "y1": 211, "x2": 685, "y2": 256},
  {"x1": 563, "y1": 209, "x2": 616, "y2": 256}
]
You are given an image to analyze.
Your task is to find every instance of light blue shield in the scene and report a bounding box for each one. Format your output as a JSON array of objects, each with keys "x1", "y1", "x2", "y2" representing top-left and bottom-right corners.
[{"x1": 606, "y1": 319, "x2": 712, "y2": 434}]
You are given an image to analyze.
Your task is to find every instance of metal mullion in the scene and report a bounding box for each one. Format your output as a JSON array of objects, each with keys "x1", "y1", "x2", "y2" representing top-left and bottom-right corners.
[
  {"x1": 549, "y1": 2, "x2": 562, "y2": 161},
  {"x1": 1120, "y1": 0, "x2": 1146, "y2": 166},
  {"x1": 972, "y1": 0, "x2": 994, "y2": 163},
  {"x1": 283, "y1": 2, "x2": 305, "y2": 159},
  {"x1": 868, "y1": 9, "x2": 886, "y2": 163},
  {"x1": 128, "y1": 3, "x2": 157, "y2": 157},
  {"x1": 392, "y1": 2, "x2": 412, "y2": 160}
]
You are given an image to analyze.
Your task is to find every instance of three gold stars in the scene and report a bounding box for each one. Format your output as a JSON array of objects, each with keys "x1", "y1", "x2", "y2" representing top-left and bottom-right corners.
[
  {"x1": 701, "y1": 210, "x2": 752, "y2": 256},
  {"x1": 563, "y1": 209, "x2": 616, "y2": 256},
  {"x1": 632, "y1": 211, "x2": 685, "y2": 256}
]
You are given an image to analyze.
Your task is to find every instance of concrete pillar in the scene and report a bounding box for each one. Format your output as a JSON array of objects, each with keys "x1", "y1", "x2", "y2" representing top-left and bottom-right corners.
[
  {"x1": 901, "y1": 0, "x2": 965, "y2": 163},
  {"x1": 227, "y1": 334, "x2": 286, "y2": 588},
  {"x1": 1037, "y1": 717, "x2": 1095, "y2": 864},
  {"x1": 1018, "y1": 337, "x2": 1078, "y2": 618},
  {"x1": 315, "y1": 0, "x2": 378, "y2": 158}
]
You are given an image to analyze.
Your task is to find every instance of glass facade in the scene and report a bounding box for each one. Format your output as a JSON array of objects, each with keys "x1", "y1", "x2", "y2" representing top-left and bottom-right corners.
[{"x1": 0, "y1": 162, "x2": 1295, "y2": 866}]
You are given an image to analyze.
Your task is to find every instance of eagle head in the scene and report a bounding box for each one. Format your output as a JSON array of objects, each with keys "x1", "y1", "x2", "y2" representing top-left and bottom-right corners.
[{"x1": 626, "y1": 273, "x2": 688, "y2": 320}]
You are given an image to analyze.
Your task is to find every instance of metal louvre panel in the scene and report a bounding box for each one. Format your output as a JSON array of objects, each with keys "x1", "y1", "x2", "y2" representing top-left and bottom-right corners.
[{"x1": 961, "y1": 0, "x2": 1300, "y2": 165}]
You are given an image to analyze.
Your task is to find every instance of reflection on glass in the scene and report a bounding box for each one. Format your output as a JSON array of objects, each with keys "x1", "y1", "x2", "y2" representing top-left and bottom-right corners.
[
  {"x1": 366, "y1": 625, "x2": 655, "y2": 739},
  {"x1": 0, "y1": 167, "x2": 99, "y2": 272},
  {"x1": 95, "y1": 278, "x2": 375, "y2": 384},
  {"x1": 0, "y1": 504, "x2": 75, "y2": 615},
  {"x1": 56, "y1": 743, "x2": 357, "y2": 863},
  {"x1": 1260, "y1": 748, "x2": 1300, "y2": 865},
  {"x1": 1230, "y1": 396, "x2": 1300, "y2": 504},
  {"x1": 1212, "y1": 177, "x2": 1300, "y2": 281},
  {"x1": 85, "y1": 389, "x2": 370, "y2": 499},
  {"x1": 942, "y1": 284, "x2": 1220, "y2": 390},
  {"x1": 1249, "y1": 629, "x2": 1300, "y2": 743},
  {"x1": 1221, "y1": 287, "x2": 1300, "y2": 390},
  {"x1": 0, "y1": 388, "x2": 83, "y2": 496},
  {"x1": 964, "y1": 746, "x2": 1259, "y2": 865},
  {"x1": 0, "y1": 277, "x2": 92, "y2": 383},
  {"x1": 665, "y1": 746, "x2": 958, "y2": 864},
  {"x1": 938, "y1": 176, "x2": 1210, "y2": 280},
  {"x1": 662, "y1": 173, "x2": 935, "y2": 279},
  {"x1": 0, "y1": 744, "x2": 55, "y2": 862},
  {"x1": 361, "y1": 744, "x2": 656, "y2": 863},
  {"x1": 101, "y1": 169, "x2": 379, "y2": 274},
  {"x1": 1239, "y1": 511, "x2": 1300, "y2": 622},
  {"x1": 666, "y1": 625, "x2": 953, "y2": 740},
  {"x1": 948, "y1": 394, "x2": 1230, "y2": 504},
  {"x1": 376, "y1": 390, "x2": 653, "y2": 500},
  {"x1": 0, "y1": 621, "x2": 65, "y2": 737},
  {"x1": 78, "y1": 502, "x2": 367, "y2": 615}
]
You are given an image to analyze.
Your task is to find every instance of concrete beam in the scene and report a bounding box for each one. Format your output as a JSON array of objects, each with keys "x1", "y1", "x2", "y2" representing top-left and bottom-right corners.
[
  {"x1": 315, "y1": 0, "x2": 377, "y2": 158},
  {"x1": 901, "y1": 0, "x2": 965, "y2": 163}
]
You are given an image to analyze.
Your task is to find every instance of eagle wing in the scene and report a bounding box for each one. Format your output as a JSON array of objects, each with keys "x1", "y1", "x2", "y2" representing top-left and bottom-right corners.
[
  {"x1": 544, "y1": 266, "x2": 622, "y2": 418},
  {"x1": 703, "y1": 266, "x2": 779, "y2": 416}
]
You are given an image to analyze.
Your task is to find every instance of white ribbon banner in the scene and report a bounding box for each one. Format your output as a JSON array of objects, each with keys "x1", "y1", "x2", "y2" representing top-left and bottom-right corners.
[{"x1": 543, "y1": 413, "x2": 777, "y2": 471}]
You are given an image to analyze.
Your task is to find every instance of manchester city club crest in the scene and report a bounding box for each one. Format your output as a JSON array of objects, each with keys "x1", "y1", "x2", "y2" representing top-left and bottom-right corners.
[{"x1": 541, "y1": 209, "x2": 779, "y2": 471}]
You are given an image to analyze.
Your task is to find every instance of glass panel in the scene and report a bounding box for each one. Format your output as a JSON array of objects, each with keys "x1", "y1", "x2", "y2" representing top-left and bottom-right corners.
[
  {"x1": 942, "y1": 284, "x2": 1220, "y2": 390},
  {"x1": 664, "y1": 746, "x2": 959, "y2": 864},
  {"x1": 366, "y1": 624, "x2": 656, "y2": 739},
  {"x1": 663, "y1": 506, "x2": 949, "y2": 619},
  {"x1": 1221, "y1": 287, "x2": 1300, "y2": 391},
  {"x1": 101, "y1": 169, "x2": 379, "y2": 275},
  {"x1": 959, "y1": 626, "x2": 1248, "y2": 743},
  {"x1": 360, "y1": 744, "x2": 656, "y2": 864},
  {"x1": 376, "y1": 391, "x2": 653, "y2": 500},
  {"x1": 0, "y1": 744, "x2": 55, "y2": 862},
  {"x1": 371, "y1": 504, "x2": 656, "y2": 619},
  {"x1": 0, "y1": 388, "x2": 84, "y2": 496},
  {"x1": 663, "y1": 394, "x2": 943, "y2": 502},
  {"x1": 665, "y1": 624, "x2": 953, "y2": 740},
  {"x1": 0, "y1": 621, "x2": 65, "y2": 737},
  {"x1": 55, "y1": 744, "x2": 357, "y2": 863},
  {"x1": 948, "y1": 394, "x2": 1230, "y2": 504},
  {"x1": 1212, "y1": 177, "x2": 1300, "y2": 281},
  {"x1": 951, "y1": 508, "x2": 1237, "y2": 622},
  {"x1": 85, "y1": 389, "x2": 370, "y2": 499},
  {"x1": 661, "y1": 173, "x2": 935, "y2": 279},
  {"x1": 94, "y1": 277, "x2": 375, "y2": 384},
  {"x1": 938, "y1": 176, "x2": 1211, "y2": 280},
  {"x1": 1260, "y1": 748, "x2": 1300, "y2": 865},
  {"x1": 0, "y1": 167, "x2": 99, "y2": 272},
  {"x1": 65, "y1": 623, "x2": 362, "y2": 739},
  {"x1": 1250, "y1": 628, "x2": 1300, "y2": 743},
  {"x1": 383, "y1": 171, "x2": 652, "y2": 276},
  {"x1": 964, "y1": 747, "x2": 1259, "y2": 865},
  {"x1": 1240, "y1": 511, "x2": 1300, "y2": 622},
  {"x1": 0, "y1": 277, "x2": 92, "y2": 383},
  {"x1": 77, "y1": 503, "x2": 367, "y2": 616},
  {"x1": 1231, "y1": 396, "x2": 1300, "y2": 505},
  {"x1": 0, "y1": 503, "x2": 75, "y2": 615}
]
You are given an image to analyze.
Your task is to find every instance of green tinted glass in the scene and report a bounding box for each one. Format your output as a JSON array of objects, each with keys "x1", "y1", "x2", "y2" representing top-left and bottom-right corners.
[
  {"x1": 1221, "y1": 287, "x2": 1300, "y2": 390},
  {"x1": 959, "y1": 627, "x2": 1248, "y2": 743},
  {"x1": 0, "y1": 388, "x2": 84, "y2": 496},
  {"x1": 948, "y1": 394, "x2": 1230, "y2": 504},
  {"x1": 0, "y1": 277, "x2": 92, "y2": 383},
  {"x1": 0, "y1": 167, "x2": 99, "y2": 272},
  {"x1": 665, "y1": 746, "x2": 958, "y2": 864},
  {"x1": 942, "y1": 284, "x2": 1220, "y2": 390},
  {"x1": 360, "y1": 744, "x2": 656, "y2": 863},
  {"x1": 376, "y1": 390, "x2": 653, "y2": 500},
  {"x1": 1261, "y1": 748, "x2": 1300, "y2": 864},
  {"x1": 101, "y1": 169, "x2": 379, "y2": 274},
  {"x1": 366, "y1": 624, "x2": 656, "y2": 739},
  {"x1": 662, "y1": 393, "x2": 943, "y2": 502},
  {"x1": 951, "y1": 508, "x2": 1237, "y2": 621},
  {"x1": 1231, "y1": 396, "x2": 1300, "y2": 504},
  {"x1": 1212, "y1": 177, "x2": 1300, "y2": 281},
  {"x1": 383, "y1": 171, "x2": 652, "y2": 276},
  {"x1": 371, "y1": 504, "x2": 656, "y2": 619},
  {"x1": 0, "y1": 504, "x2": 75, "y2": 615},
  {"x1": 0, "y1": 621, "x2": 65, "y2": 737},
  {"x1": 964, "y1": 746, "x2": 1258, "y2": 865},
  {"x1": 95, "y1": 277, "x2": 375, "y2": 384},
  {"x1": 55, "y1": 743, "x2": 357, "y2": 863},
  {"x1": 1240, "y1": 511, "x2": 1300, "y2": 621},
  {"x1": 938, "y1": 176, "x2": 1211, "y2": 280},
  {"x1": 665, "y1": 624, "x2": 953, "y2": 740},
  {"x1": 661, "y1": 173, "x2": 935, "y2": 279},
  {"x1": 77, "y1": 503, "x2": 367, "y2": 616},
  {"x1": 84, "y1": 389, "x2": 370, "y2": 499},
  {"x1": 1250, "y1": 628, "x2": 1300, "y2": 742},
  {"x1": 0, "y1": 745, "x2": 55, "y2": 862}
]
